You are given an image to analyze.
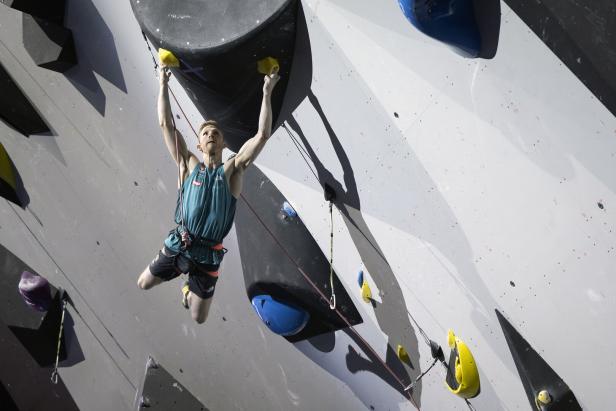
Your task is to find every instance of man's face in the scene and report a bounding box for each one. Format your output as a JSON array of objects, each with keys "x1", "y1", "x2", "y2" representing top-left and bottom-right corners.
[{"x1": 199, "y1": 126, "x2": 225, "y2": 154}]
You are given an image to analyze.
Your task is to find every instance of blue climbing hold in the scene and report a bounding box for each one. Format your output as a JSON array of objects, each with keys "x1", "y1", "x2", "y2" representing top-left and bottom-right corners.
[
  {"x1": 357, "y1": 270, "x2": 364, "y2": 288},
  {"x1": 251, "y1": 294, "x2": 310, "y2": 336},
  {"x1": 397, "y1": 0, "x2": 481, "y2": 57},
  {"x1": 281, "y1": 201, "x2": 297, "y2": 218}
]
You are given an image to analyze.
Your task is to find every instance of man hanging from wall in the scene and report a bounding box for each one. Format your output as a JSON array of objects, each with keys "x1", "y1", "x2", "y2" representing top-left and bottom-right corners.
[{"x1": 137, "y1": 65, "x2": 280, "y2": 324}]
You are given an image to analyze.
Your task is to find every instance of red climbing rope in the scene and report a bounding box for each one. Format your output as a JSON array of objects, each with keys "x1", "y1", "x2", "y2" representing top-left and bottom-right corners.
[{"x1": 239, "y1": 192, "x2": 418, "y2": 407}]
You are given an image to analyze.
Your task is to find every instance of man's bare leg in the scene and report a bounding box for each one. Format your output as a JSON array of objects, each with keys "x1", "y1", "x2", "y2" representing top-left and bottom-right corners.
[
  {"x1": 137, "y1": 266, "x2": 164, "y2": 289},
  {"x1": 187, "y1": 292, "x2": 213, "y2": 324},
  {"x1": 137, "y1": 248, "x2": 167, "y2": 289}
]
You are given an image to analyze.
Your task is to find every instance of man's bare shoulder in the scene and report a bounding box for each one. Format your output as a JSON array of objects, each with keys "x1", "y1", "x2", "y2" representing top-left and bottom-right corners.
[{"x1": 223, "y1": 154, "x2": 238, "y2": 177}]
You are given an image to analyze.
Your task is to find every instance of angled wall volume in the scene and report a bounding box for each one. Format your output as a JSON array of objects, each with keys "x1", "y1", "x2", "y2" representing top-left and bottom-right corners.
[
  {"x1": 0, "y1": 62, "x2": 49, "y2": 136},
  {"x1": 235, "y1": 165, "x2": 363, "y2": 342},
  {"x1": 0, "y1": 317, "x2": 79, "y2": 411},
  {"x1": 496, "y1": 310, "x2": 582, "y2": 410},
  {"x1": 132, "y1": 0, "x2": 297, "y2": 151},
  {"x1": 23, "y1": 14, "x2": 77, "y2": 72},
  {"x1": 138, "y1": 358, "x2": 209, "y2": 411},
  {"x1": 0, "y1": 244, "x2": 83, "y2": 367},
  {"x1": 0, "y1": 0, "x2": 67, "y2": 25}
]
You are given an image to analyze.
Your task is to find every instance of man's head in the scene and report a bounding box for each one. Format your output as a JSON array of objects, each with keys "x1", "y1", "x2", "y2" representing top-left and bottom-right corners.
[{"x1": 196, "y1": 120, "x2": 225, "y2": 155}]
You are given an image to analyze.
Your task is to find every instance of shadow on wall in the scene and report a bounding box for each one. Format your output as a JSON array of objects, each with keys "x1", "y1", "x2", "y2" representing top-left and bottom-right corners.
[
  {"x1": 0, "y1": 317, "x2": 80, "y2": 411},
  {"x1": 286, "y1": 101, "x2": 422, "y2": 404},
  {"x1": 63, "y1": 0, "x2": 127, "y2": 115},
  {"x1": 278, "y1": 4, "x2": 423, "y2": 405},
  {"x1": 277, "y1": 2, "x2": 513, "y2": 407}
]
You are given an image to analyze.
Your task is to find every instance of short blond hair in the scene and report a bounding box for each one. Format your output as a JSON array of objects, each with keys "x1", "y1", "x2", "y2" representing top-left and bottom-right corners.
[{"x1": 198, "y1": 120, "x2": 222, "y2": 136}]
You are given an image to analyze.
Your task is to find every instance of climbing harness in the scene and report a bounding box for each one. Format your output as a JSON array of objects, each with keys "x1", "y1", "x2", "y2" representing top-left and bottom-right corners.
[{"x1": 50, "y1": 296, "x2": 68, "y2": 384}]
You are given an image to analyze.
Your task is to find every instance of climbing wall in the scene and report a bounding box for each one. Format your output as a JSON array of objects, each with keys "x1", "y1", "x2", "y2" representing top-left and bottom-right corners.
[{"x1": 0, "y1": 0, "x2": 614, "y2": 410}]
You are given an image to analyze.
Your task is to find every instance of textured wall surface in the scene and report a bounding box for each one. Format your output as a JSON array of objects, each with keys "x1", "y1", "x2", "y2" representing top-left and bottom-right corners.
[{"x1": 0, "y1": 0, "x2": 614, "y2": 410}]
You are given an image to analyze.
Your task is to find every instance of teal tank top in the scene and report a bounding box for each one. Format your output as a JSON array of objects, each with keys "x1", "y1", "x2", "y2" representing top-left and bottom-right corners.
[{"x1": 164, "y1": 163, "x2": 237, "y2": 265}]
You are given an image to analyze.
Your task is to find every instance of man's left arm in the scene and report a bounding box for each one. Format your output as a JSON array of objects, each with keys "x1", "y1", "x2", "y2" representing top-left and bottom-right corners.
[{"x1": 234, "y1": 71, "x2": 280, "y2": 170}]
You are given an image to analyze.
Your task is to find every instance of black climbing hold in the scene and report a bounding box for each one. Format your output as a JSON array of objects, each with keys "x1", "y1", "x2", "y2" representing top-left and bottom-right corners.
[
  {"x1": 96, "y1": 241, "x2": 100, "y2": 246},
  {"x1": 598, "y1": 202, "x2": 604, "y2": 209},
  {"x1": 323, "y1": 183, "x2": 336, "y2": 202},
  {"x1": 509, "y1": 281, "x2": 515, "y2": 287},
  {"x1": 134, "y1": 181, "x2": 139, "y2": 186},
  {"x1": 429, "y1": 339, "x2": 444, "y2": 362},
  {"x1": 0, "y1": 62, "x2": 49, "y2": 136},
  {"x1": 222, "y1": 317, "x2": 226, "y2": 322},
  {"x1": 22, "y1": 14, "x2": 77, "y2": 72},
  {"x1": 394, "y1": 112, "x2": 399, "y2": 118},
  {"x1": 495, "y1": 309, "x2": 582, "y2": 410}
]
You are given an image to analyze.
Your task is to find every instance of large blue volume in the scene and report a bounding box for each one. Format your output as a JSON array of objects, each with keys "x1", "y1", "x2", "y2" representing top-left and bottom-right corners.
[
  {"x1": 251, "y1": 295, "x2": 310, "y2": 336},
  {"x1": 398, "y1": 0, "x2": 481, "y2": 57}
]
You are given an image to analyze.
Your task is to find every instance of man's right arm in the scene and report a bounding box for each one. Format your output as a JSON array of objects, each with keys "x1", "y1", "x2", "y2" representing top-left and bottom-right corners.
[{"x1": 158, "y1": 68, "x2": 191, "y2": 167}]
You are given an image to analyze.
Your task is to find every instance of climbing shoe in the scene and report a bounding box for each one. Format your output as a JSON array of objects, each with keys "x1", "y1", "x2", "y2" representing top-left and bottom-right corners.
[{"x1": 181, "y1": 281, "x2": 190, "y2": 309}]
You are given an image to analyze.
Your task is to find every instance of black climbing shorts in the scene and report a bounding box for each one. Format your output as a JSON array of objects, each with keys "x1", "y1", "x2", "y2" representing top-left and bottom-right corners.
[{"x1": 149, "y1": 246, "x2": 219, "y2": 299}]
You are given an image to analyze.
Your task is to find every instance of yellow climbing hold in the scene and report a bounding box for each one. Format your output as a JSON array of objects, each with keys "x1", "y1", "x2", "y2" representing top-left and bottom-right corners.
[
  {"x1": 0, "y1": 142, "x2": 19, "y2": 206},
  {"x1": 158, "y1": 48, "x2": 180, "y2": 68},
  {"x1": 361, "y1": 280, "x2": 372, "y2": 302},
  {"x1": 445, "y1": 330, "x2": 480, "y2": 399},
  {"x1": 397, "y1": 345, "x2": 410, "y2": 364},
  {"x1": 0, "y1": 142, "x2": 16, "y2": 191},
  {"x1": 447, "y1": 329, "x2": 456, "y2": 349},
  {"x1": 536, "y1": 390, "x2": 551, "y2": 406},
  {"x1": 257, "y1": 56, "x2": 279, "y2": 75}
]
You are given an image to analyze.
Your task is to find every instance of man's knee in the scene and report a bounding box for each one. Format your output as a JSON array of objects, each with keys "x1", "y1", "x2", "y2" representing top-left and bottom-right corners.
[
  {"x1": 191, "y1": 310, "x2": 208, "y2": 324},
  {"x1": 137, "y1": 270, "x2": 159, "y2": 290},
  {"x1": 190, "y1": 298, "x2": 211, "y2": 324},
  {"x1": 137, "y1": 274, "x2": 151, "y2": 289}
]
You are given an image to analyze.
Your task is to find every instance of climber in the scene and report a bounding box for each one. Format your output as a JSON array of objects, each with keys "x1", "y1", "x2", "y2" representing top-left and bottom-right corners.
[{"x1": 137, "y1": 64, "x2": 280, "y2": 324}]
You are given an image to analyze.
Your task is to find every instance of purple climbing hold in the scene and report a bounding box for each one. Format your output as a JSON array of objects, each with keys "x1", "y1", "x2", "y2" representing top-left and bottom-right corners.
[{"x1": 18, "y1": 271, "x2": 52, "y2": 311}]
